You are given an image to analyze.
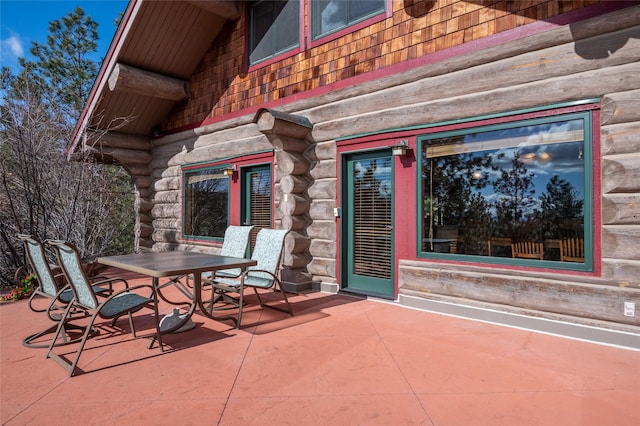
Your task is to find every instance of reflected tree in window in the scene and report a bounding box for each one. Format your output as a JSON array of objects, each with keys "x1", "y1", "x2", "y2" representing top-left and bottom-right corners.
[
  {"x1": 184, "y1": 169, "x2": 229, "y2": 239},
  {"x1": 540, "y1": 175, "x2": 583, "y2": 239},
  {"x1": 419, "y1": 112, "x2": 590, "y2": 266},
  {"x1": 492, "y1": 151, "x2": 538, "y2": 242}
]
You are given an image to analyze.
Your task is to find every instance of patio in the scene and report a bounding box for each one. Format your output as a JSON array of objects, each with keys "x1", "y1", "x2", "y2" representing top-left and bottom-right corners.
[{"x1": 2, "y1": 267, "x2": 639, "y2": 425}]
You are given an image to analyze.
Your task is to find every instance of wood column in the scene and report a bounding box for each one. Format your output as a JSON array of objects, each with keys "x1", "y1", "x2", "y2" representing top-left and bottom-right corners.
[{"x1": 255, "y1": 108, "x2": 314, "y2": 292}]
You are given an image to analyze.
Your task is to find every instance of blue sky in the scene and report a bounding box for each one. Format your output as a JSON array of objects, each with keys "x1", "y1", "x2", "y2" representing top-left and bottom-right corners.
[{"x1": 1, "y1": 0, "x2": 128, "y2": 72}]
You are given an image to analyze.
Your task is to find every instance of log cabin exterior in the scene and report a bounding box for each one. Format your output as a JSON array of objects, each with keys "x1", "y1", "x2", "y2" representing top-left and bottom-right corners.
[{"x1": 71, "y1": 0, "x2": 640, "y2": 348}]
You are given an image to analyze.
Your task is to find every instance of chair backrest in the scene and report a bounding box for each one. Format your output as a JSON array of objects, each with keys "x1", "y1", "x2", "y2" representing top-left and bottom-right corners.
[
  {"x1": 246, "y1": 229, "x2": 288, "y2": 282},
  {"x1": 48, "y1": 240, "x2": 99, "y2": 309},
  {"x1": 215, "y1": 225, "x2": 254, "y2": 276},
  {"x1": 220, "y1": 225, "x2": 254, "y2": 257},
  {"x1": 487, "y1": 237, "x2": 512, "y2": 256},
  {"x1": 511, "y1": 241, "x2": 544, "y2": 260},
  {"x1": 17, "y1": 234, "x2": 59, "y2": 297},
  {"x1": 560, "y1": 238, "x2": 584, "y2": 262}
]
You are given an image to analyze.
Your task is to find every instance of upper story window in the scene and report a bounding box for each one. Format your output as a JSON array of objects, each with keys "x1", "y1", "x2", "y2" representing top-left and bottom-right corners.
[
  {"x1": 183, "y1": 166, "x2": 230, "y2": 241},
  {"x1": 249, "y1": 0, "x2": 300, "y2": 66},
  {"x1": 418, "y1": 108, "x2": 595, "y2": 271},
  {"x1": 312, "y1": 0, "x2": 386, "y2": 40}
]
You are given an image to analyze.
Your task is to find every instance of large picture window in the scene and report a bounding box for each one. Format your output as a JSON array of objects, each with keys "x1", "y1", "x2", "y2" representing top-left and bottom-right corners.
[
  {"x1": 183, "y1": 167, "x2": 230, "y2": 240},
  {"x1": 312, "y1": 0, "x2": 385, "y2": 40},
  {"x1": 419, "y1": 111, "x2": 593, "y2": 270},
  {"x1": 249, "y1": 0, "x2": 300, "y2": 65}
]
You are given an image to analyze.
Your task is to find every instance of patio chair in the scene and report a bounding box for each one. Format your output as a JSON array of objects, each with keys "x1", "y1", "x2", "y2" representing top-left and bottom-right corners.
[
  {"x1": 17, "y1": 234, "x2": 112, "y2": 348},
  {"x1": 46, "y1": 240, "x2": 163, "y2": 377},
  {"x1": 560, "y1": 238, "x2": 584, "y2": 263},
  {"x1": 207, "y1": 228, "x2": 292, "y2": 328},
  {"x1": 210, "y1": 225, "x2": 255, "y2": 279},
  {"x1": 200, "y1": 225, "x2": 254, "y2": 308}
]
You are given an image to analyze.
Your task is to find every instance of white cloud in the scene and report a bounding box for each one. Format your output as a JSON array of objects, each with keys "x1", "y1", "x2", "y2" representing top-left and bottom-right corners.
[{"x1": 2, "y1": 34, "x2": 24, "y2": 62}]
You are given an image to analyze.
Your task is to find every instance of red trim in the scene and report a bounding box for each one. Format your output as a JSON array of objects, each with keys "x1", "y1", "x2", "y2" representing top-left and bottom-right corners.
[
  {"x1": 68, "y1": 0, "x2": 139, "y2": 156},
  {"x1": 591, "y1": 108, "x2": 602, "y2": 277},
  {"x1": 164, "y1": 1, "x2": 631, "y2": 136},
  {"x1": 338, "y1": 101, "x2": 601, "y2": 145}
]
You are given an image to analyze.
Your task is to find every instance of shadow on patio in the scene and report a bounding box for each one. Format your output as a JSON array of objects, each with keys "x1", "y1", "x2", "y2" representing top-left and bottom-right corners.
[{"x1": 2, "y1": 267, "x2": 639, "y2": 425}]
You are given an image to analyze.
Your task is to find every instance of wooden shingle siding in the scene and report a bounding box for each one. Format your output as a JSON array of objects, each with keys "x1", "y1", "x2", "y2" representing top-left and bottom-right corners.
[{"x1": 166, "y1": 0, "x2": 602, "y2": 131}]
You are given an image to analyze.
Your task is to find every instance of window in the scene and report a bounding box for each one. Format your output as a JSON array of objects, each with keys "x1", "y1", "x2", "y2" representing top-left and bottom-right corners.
[
  {"x1": 249, "y1": 0, "x2": 300, "y2": 65},
  {"x1": 312, "y1": 0, "x2": 386, "y2": 40},
  {"x1": 183, "y1": 166, "x2": 230, "y2": 240},
  {"x1": 242, "y1": 165, "x2": 272, "y2": 228},
  {"x1": 419, "y1": 110, "x2": 593, "y2": 269}
]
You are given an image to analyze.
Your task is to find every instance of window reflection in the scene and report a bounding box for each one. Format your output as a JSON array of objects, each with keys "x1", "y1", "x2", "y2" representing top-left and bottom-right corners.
[
  {"x1": 184, "y1": 168, "x2": 229, "y2": 239},
  {"x1": 313, "y1": 0, "x2": 385, "y2": 39},
  {"x1": 421, "y1": 117, "x2": 587, "y2": 263},
  {"x1": 250, "y1": 0, "x2": 300, "y2": 65}
]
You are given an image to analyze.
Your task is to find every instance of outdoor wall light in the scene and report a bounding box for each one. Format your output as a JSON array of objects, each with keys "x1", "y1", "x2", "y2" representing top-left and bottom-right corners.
[
  {"x1": 392, "y1": 140, "x2": 411, "y2": 156},
  {"x1": 223, "y1": 164, "x2": 237, "y2": 176}
]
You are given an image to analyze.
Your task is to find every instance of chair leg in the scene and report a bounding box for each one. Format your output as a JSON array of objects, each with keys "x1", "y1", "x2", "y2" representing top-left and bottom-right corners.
[
  {"x1": 66, "y1": 311, "x2": 100, "y2": 377},
  {"x1": 252, "y1": 280, "x2": 293, "y2": 316},
  {"x1": 23, "y1": 322, "x2": 89, "y2": 348},
  {"x1": 46, "y1": 303, "x2": 74, "y2": 357},
  {"x1": 47, "y1": 305, "x2": 100, "y2": 377},
  {"x1": 128, "y1": 312, "x2": 136, "y2": 338}
]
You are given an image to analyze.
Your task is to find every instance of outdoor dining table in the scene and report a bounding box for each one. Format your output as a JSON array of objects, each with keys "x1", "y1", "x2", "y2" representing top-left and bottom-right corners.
[{"x1": 97, "y1": 251, "x2": 257, "y2": 343}]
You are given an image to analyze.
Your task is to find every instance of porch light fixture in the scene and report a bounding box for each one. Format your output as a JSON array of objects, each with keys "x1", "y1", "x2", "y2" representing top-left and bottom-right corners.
[
  {"x1": 392, "y1": 140, "x2": 411, "y2": 156},
  {"x1": 223, "y1": 164, "x2": 237, "y2": 176}
]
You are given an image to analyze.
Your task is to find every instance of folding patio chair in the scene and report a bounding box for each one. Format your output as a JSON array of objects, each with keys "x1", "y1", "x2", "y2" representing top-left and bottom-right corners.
[
  {"x1": 46, "y1": 240, "x2": 163, "y2": 377},
  {"x1": 17, "y1": 234, "x2": 113, "y2": 348},
  {"x1": 208, "y1": 228, "x2": 293, "y2": 328}
]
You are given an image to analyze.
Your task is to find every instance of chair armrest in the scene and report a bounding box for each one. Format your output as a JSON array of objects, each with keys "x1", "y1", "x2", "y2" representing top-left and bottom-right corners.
[
  {"x1": 240, "y1": 269, "x2": 278, "y2": 289},
  {"x1": 89, "y1": 277, "x2": 130, "y2": 294},
  {"x1": 100, "y1": 283, "x2": 155, "y2": 304}
]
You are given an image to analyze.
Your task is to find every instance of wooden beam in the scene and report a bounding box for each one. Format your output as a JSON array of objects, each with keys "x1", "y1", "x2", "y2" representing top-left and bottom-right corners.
[
  {"x1": 108, "y1": 63, "x2": 189, "y2": 101},
  {"x1": 86, "y1": 130, "x2": 151, "y2": 151},
  {"x1": 187, "y1": 1, "x2": 241, "y2": 20}
]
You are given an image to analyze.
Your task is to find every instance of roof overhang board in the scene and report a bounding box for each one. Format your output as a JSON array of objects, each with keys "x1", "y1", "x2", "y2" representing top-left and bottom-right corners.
[{"x1": 69, "y1": 0, "x2": 234, "y2": 157}]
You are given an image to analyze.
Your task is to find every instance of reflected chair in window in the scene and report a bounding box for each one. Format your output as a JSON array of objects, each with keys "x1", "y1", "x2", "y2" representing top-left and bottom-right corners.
[
  {"x1": 17, "y1": 234, "x2": 112, "y2": 348},
  {"x1": 46, "y1": 240, "x2": 162, "y2": 377},
  {"x1": 207, "y1": 229, "x2": 292, "y2": 328},
  {"x1": 511, "y1": 241, "x2": 544, "y2": 260},
  {"x1": 560, "y1": 238, "x2": 584, "y2": 263},
  {"x1": 487, "y1": 237, "x2": 513, "y2": 256}
]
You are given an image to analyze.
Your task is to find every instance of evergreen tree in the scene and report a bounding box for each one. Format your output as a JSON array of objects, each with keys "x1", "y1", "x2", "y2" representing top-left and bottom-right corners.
[
  {"x1": 540, "y1": 175, "x2": 584, "y2": 238},
  {"x1": 20, "y1": 7, "x2": 99, "y2": 122},
  {"x1": 492, "y1": 151, "x2": 538, "y2": 241}
]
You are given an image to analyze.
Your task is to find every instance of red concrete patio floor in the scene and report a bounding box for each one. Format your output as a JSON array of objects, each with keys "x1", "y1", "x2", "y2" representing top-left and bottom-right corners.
[{"x1": 2, "y1": 268, "x2": 639, "y2": 425}]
